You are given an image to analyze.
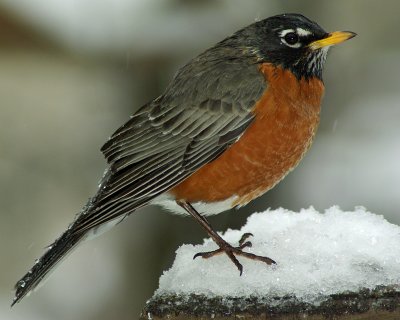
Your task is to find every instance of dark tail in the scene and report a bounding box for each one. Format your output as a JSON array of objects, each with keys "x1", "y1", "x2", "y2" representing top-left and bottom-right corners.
[
  {"x1": 12, "y1": 226, "x2": 85, "y2": 306},
  {"x1": 12, "y1": 170, "x2": 113, "y2": 306},
  {"x1": 12, "y1": 169, "x2": 132, "y2": 306}
]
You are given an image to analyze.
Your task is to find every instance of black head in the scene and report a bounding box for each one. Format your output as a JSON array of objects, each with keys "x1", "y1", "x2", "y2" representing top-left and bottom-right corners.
[{"x1": 232, "y1": 14, "x2": 356, "y2": 80}]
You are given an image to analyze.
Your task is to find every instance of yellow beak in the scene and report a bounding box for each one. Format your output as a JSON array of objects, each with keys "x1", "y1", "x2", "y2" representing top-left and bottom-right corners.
[{"x1": 309, "y1": 31, "x2": 356, "y2": 50}]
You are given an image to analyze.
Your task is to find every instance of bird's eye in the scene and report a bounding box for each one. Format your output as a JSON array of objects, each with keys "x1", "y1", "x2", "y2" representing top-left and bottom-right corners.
[{"x1": 284, "y1": 32, "x2": 299, "y2": 45}]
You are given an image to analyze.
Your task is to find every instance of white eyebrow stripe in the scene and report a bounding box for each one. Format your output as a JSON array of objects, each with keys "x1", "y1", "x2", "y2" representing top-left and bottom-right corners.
[
  {"x1": 296, "y1": 28, "x2": 312, "y2": 36},
  {"x1": 279, "y1": 29, "x2": 295, "y2": 37}
]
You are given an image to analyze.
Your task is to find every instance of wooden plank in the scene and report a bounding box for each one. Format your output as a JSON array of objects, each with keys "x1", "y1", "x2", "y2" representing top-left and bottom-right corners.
[{"x1": 141, "y1": 285, "x2": 400, "y2": 319}]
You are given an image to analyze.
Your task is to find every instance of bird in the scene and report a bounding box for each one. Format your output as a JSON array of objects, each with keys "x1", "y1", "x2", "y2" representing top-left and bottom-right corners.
[{"x1": 12, "y1": 13, "x2": 356, "y2": 305}]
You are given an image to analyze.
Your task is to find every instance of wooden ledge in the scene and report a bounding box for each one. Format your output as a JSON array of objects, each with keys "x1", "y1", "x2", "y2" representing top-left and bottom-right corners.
[{"x1": 141, "y1": 285, "x2": 400, "y2": 319}]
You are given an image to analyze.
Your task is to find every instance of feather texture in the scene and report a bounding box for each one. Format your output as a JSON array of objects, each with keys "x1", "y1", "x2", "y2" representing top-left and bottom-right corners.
[{"x1": 73, "y1": 54, "x2": 266, "y2": 233}]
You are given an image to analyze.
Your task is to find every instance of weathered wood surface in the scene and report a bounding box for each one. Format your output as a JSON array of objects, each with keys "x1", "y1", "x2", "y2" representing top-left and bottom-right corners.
[{"x1": 140, "y1": 285, "x2": 400, "y2": 319}]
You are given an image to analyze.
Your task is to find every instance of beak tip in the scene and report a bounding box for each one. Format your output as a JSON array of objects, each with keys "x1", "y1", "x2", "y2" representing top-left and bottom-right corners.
[{"x1": 346, "y1": 31, "x2": 357, "y2": 39}]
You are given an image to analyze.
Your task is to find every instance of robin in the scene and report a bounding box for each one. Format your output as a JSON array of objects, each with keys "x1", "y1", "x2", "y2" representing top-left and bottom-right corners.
[{"x1": 12, "y1": 13, "x2": 355, "y2": 305}]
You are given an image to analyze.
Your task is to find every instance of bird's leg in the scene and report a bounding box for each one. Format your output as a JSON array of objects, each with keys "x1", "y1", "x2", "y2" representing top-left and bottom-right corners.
[{"x1": 176, "y1": 200, "x2": 276, "y2": 275}]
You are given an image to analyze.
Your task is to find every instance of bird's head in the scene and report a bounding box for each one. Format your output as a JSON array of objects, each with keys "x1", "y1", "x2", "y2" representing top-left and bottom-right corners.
[{"x1": 234, "y1": 13, "x2": 356, "y2": 80}]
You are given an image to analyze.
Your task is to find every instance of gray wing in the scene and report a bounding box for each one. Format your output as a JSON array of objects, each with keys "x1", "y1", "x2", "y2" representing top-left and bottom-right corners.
[{"x1": 72, "y1": 57, "x2": 266, "y2": 234}]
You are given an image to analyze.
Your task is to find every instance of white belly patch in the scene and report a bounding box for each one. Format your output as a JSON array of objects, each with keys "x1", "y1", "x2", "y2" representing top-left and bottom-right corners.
[{"x1": 151, "y1": 194, "x2": 238, "y2": 216}]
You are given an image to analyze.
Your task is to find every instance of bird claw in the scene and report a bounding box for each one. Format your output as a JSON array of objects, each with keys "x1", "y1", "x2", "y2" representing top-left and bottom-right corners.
[
  {"x1": 239, "y1": 232, "x2": 253, "y2": 246},
  {"x1": 193, "y1": 249, "x2": 223, "y2": 259},
  {"x1": 193, "y1": 232, "x2": 276, "y2": 274}
]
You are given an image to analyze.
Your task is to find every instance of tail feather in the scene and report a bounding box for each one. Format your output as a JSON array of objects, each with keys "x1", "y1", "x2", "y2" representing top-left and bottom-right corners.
[
  {"x1": 12, "y1": 171, "x2": 110, "y2": 306},
  {"x1": 12, "y1": 169, "x2": 137, "y2": 306},
  {"x1": 12, "y1": 228, "x2": 85, "y2": 306}
]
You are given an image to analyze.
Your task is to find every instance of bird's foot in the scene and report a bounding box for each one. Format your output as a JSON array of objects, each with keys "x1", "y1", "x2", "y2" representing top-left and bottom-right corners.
[{"x1": 193, "y1": 232, "x2": 276, "y2": 275}]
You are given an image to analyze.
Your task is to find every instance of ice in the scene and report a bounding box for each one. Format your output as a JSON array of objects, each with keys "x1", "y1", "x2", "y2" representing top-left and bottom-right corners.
[{"x1": 156, "y1": 206, "x2": 400, "y2": 304}]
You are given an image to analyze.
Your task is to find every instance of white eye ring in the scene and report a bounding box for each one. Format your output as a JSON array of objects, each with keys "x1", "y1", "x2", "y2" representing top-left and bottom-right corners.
[
  {"x1": 279, "y1": 29, "x2": 301, "y2": 48},
  {"x1": 279, "y1": 29, "x2": 295, "y2": 37}
]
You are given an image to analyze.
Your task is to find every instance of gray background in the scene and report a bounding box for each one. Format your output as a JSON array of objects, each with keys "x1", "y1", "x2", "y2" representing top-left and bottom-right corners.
[{"x1": 1, "y1": 1, "x2": 399, "y2": 319}]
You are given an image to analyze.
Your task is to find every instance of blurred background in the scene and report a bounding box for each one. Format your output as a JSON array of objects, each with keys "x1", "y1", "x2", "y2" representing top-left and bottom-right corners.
[{"x1": 1, "y1": 0, "x2": 399, "y2": 319}]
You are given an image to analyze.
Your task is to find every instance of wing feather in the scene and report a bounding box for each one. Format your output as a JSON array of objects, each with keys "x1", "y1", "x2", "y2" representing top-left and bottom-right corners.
[{"x1": 71, "y1": 54, "x2": 267, "y2": 234}]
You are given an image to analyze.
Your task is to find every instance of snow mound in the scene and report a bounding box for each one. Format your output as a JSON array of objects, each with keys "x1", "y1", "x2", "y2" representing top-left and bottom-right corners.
[{"x1": 156, "y1": 206, "x2": 400, "y2": 303}]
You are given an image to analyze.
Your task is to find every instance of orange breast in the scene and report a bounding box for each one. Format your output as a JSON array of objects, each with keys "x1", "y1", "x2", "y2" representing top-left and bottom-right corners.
[{"x1": 170, "y1": 63, "x2": 325, "y2": 206}]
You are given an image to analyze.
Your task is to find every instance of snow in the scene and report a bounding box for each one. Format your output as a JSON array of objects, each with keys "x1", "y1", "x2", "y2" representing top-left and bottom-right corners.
[{"x1": 156, "y1": 206, "x2": 400, "y2": 304}]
